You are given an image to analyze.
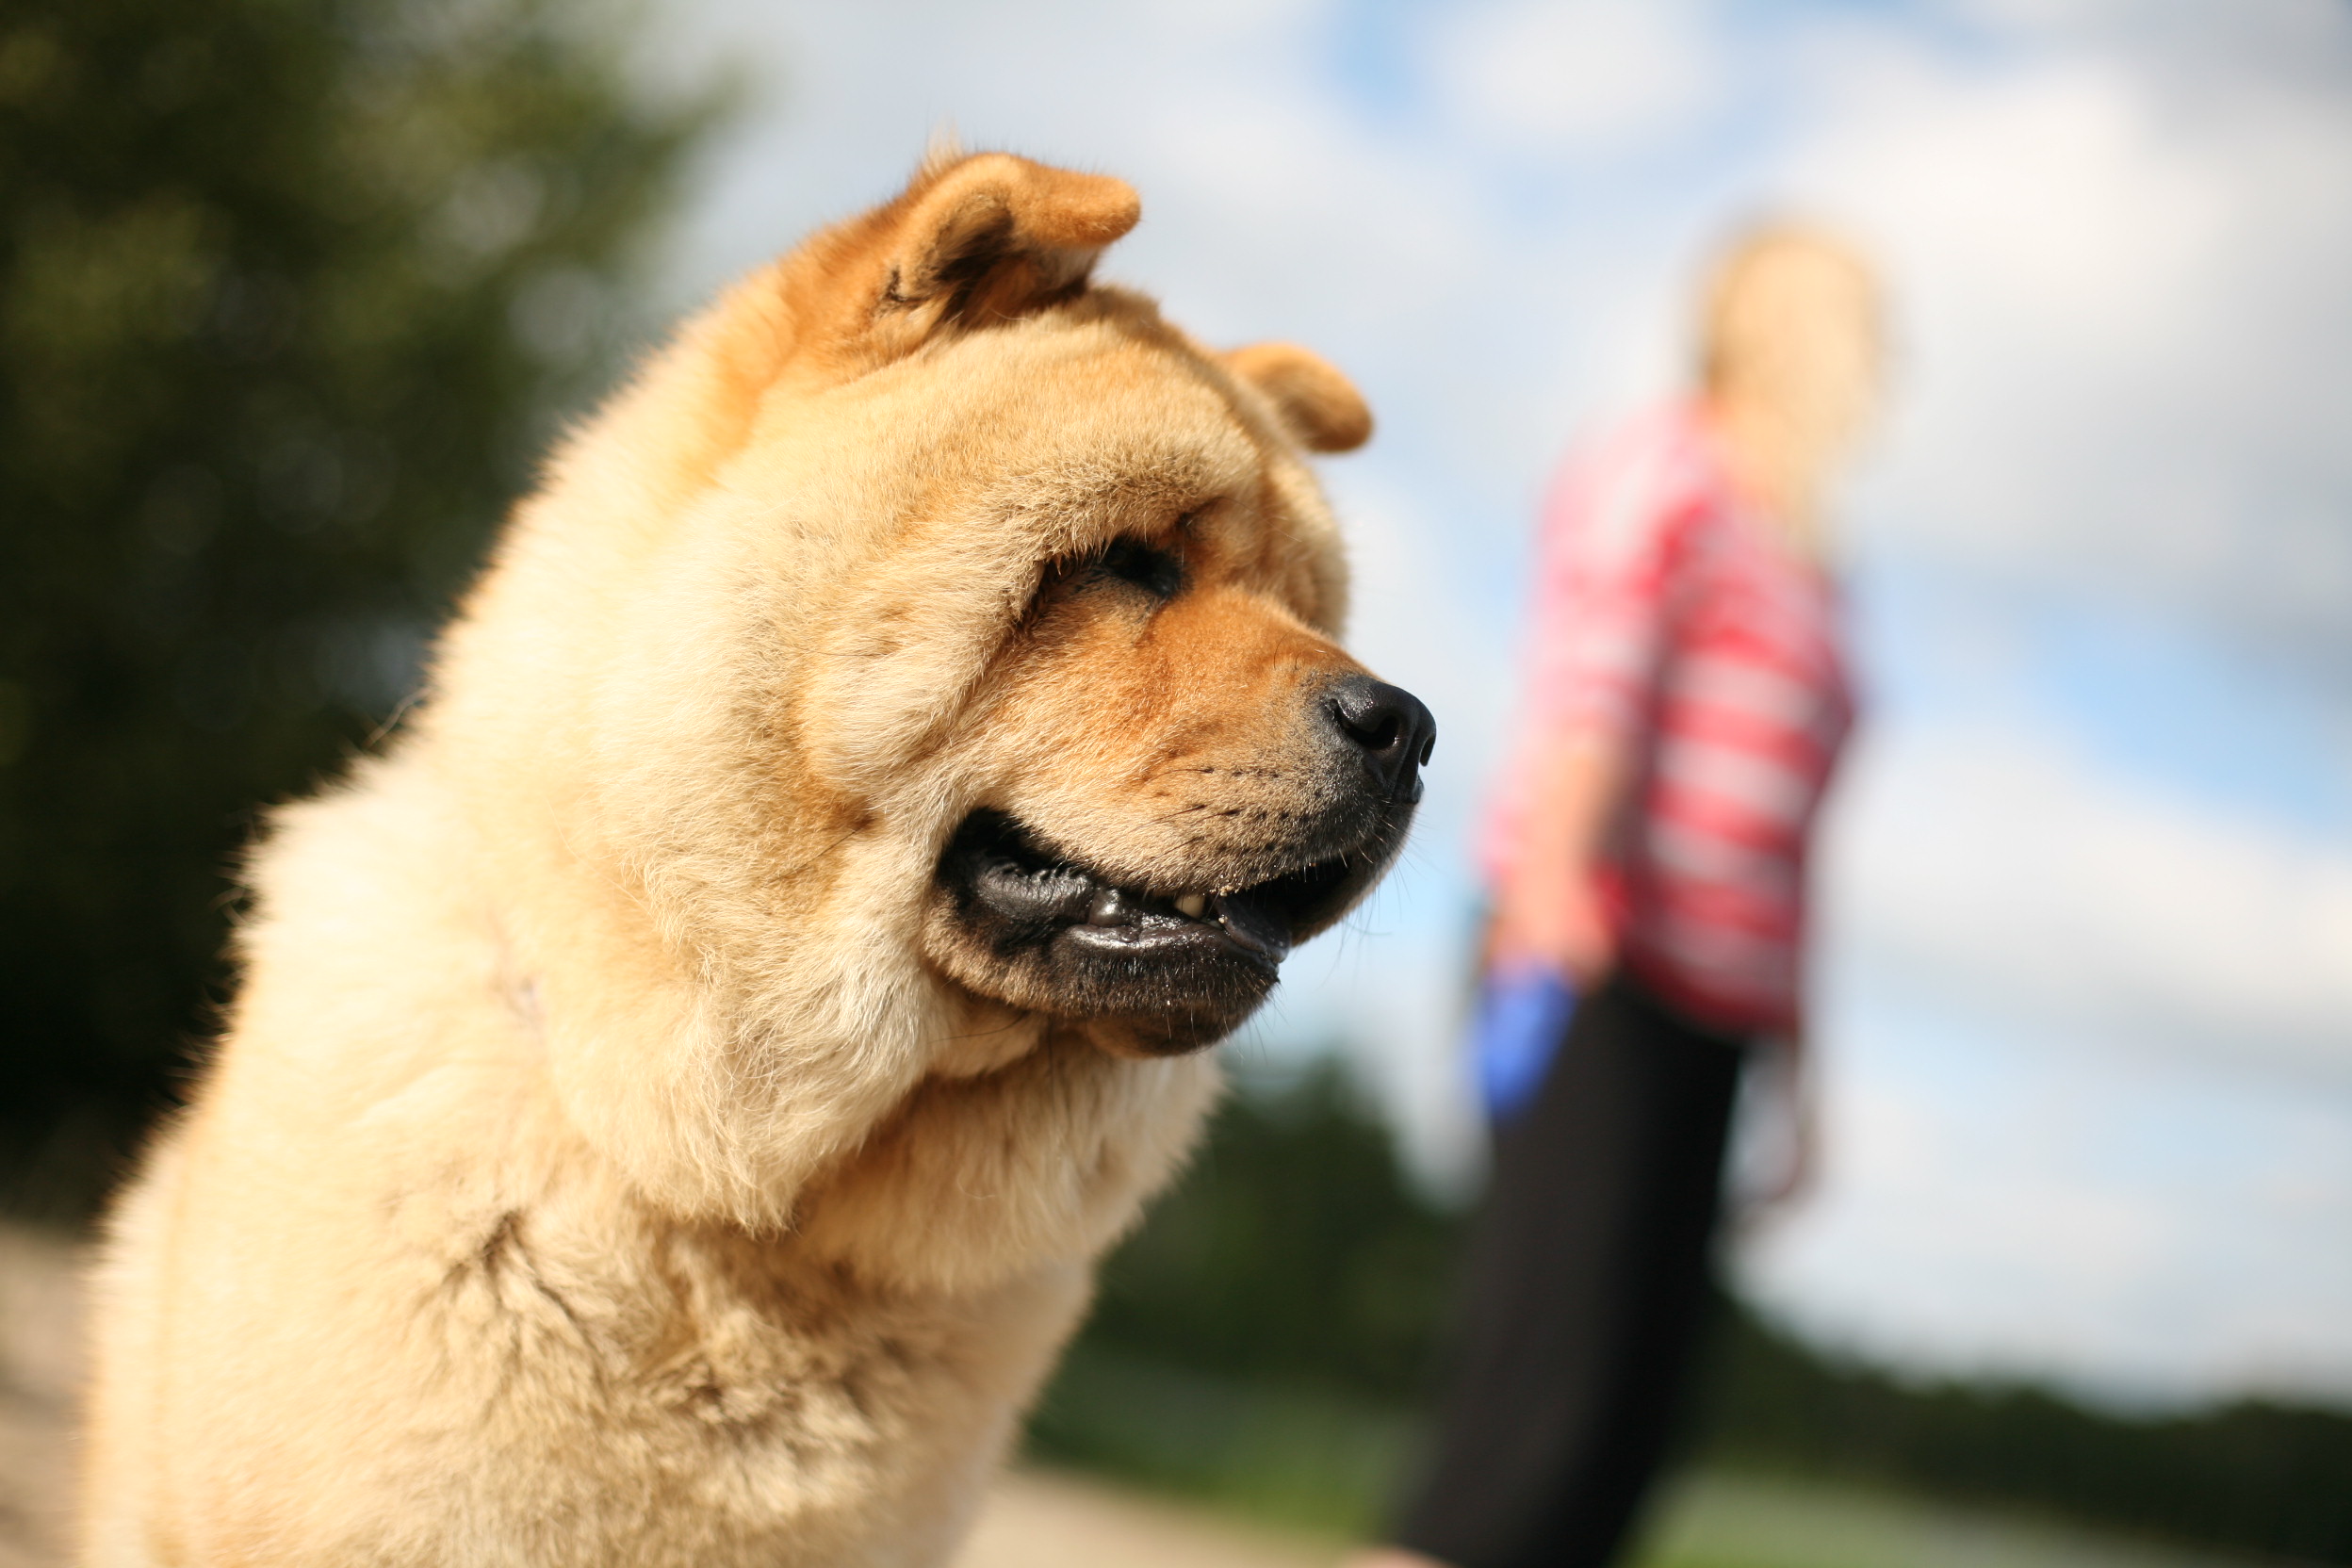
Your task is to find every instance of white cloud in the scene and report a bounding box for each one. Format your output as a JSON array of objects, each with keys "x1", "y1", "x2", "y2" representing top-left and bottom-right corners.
[
  {"x1": 1760, "y1": 710, "x2": 2352, "y2": 1400},
  {"x1": 1741, "y1": 999, "x2": 2352, "y2": 1407},
  {"x1": 1824, "y1": 720, "x2": 2352, "y2": 1078},
  {"x1": 1425, "y1": 0, "x2": 1720, "y2": 156},
  {"x1": 1774, "y1": 9, "x2": 2352, "y2": 651}
]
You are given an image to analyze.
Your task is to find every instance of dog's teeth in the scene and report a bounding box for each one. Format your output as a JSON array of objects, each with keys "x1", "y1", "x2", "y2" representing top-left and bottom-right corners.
[{"x1": 1173, "y1": 892, "x2": 1206, "y2": 920}]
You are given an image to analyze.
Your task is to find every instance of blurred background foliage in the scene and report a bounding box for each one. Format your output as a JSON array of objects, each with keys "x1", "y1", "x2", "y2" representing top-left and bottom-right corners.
[
  {"x1": 1034, "y1": 1062, "x2": 2352, "y2": 1563},
  {"x1": 0, "y1": 0, "x2": 712, "y2": 1212}
]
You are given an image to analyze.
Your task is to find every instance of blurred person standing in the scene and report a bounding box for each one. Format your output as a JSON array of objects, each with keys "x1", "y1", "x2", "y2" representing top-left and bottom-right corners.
[{"x1": 1349, "y1": 227, "x2": 1885, "y2": 1568}]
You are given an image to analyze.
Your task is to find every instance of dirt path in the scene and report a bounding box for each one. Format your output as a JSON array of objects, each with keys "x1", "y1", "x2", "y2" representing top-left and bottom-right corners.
[
  {"x1": 958, "y1": 1472, "x2": 1335, "y2": 1568},
  {"x1": 0, "y1": 1228, "x2": 79, "y2": 1568},
  {"x1": 0, "y1": 1225, "x2": 1331, "y2": 1568}
]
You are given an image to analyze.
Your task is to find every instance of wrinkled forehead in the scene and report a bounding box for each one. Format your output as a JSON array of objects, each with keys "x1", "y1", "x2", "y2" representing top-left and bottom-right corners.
[
  {"x1": 963, "y1": 352, "x2": 1257, "y2": 531},
  {"x1": 837, "y1": 315, "x2": 1326, "y2": 552},
  {"x1": 926, "y1": 319, "x2": 1279, "y2": 491},
  {"x1": 731, "y1": 307, "x2": 1347, "y2": 620},
  {"x1": 933, "y1": 321, "x2": 1343, "y2": 594}
]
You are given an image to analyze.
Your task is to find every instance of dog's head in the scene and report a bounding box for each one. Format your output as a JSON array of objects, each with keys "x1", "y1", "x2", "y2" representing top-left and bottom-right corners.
[
  {"x1": 434, "y1": 152, "x2": 1429, "y2": 1233},
  {"x1": 848, "y1": 165, "x2": 1432, "y2": 1055}
]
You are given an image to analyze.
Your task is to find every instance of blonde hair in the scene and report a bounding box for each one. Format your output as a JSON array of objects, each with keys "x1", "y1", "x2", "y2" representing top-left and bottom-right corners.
[{"x1": 1697, "y1": 223, "x2": 1883, "y2": 556}]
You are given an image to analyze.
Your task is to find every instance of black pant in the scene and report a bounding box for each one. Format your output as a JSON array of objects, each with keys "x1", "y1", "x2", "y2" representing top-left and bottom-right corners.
[{"x1": 1392, "y1": 974, "x2": 1746, "y2": 1568}]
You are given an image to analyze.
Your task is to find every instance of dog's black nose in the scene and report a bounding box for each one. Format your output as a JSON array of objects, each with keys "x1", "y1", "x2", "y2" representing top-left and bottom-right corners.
[{"x1": 1326, "y1": 676, "x2": 1436, "y2": 804}]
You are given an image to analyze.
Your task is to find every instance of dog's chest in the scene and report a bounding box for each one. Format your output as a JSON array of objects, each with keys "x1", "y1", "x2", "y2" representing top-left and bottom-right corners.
[{"x1": 446, "y1": 1216, "x2": 1055, "y2": 1560}]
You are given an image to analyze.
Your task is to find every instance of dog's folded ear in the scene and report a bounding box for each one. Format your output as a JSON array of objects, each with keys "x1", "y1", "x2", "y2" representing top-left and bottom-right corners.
[
  {"x1": 808, "y1": 150, "x2": 1141, "y2": 369},
  {"x1": 1224, "y1": 342, "x2": 1373, "y2": 453}
]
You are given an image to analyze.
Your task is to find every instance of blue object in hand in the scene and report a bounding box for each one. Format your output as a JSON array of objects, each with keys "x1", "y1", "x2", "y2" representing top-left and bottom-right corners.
[{"x1": 1471, "y1": 965, "x2": 1577, "y2": 1121}]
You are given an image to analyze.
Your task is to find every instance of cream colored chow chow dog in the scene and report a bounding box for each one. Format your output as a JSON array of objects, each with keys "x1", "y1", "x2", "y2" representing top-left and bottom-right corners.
[{"x1": 79, "y1": 152, "x2": 1433, "y2": 1565}]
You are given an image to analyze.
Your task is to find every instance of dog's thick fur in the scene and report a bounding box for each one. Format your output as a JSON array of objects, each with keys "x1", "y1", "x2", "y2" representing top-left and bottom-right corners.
[{"x1": 80, "y1": 153, "x2": 1420, "y2": 1565}]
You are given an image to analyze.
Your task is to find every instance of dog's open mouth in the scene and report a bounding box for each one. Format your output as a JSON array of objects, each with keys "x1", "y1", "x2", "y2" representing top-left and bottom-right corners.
[
  {"x1": 928, "y1": 808, "x2": 1396, "y2": 1051},
  {"x1": 949, "y1": 810, "x2": 1362, "y2": 972}
]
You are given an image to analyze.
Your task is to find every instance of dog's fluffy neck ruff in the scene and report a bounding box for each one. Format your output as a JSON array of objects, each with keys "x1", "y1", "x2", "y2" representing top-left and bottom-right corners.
[
  {"x1": 396, "y1": 266, "x2": 1233, "y2": 1278},
  {"x1": 275, "y1": 735, "x2": 1217, "y2": 1306},
  {"x1": 406, "y1": 625, "x2": 1218, "y2": 1297},
  {"x1": 426, "y1": 706, "x2": 1215, "y2": 1288}
]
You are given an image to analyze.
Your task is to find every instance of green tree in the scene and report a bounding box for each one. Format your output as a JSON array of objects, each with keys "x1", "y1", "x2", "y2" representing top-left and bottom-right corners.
[
  {"x1": 1698, "y1": 1302, "x2": 2352, "y2": 1561},
  {"x1": 0, "y1": 0, "x2": 714, "y2": 1212},
  {"x1": 1041, "y1": 1061, "x2": 2352, "y2": 1560},
  {"x1": 1080, "y1": 1059, "x2": 1465, "y2": 1400}
]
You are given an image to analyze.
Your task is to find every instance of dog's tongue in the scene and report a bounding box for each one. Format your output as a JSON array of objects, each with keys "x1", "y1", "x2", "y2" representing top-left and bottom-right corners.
[
  {"x1": 975, "y1": 842, "x2": 1295, "y2": 966},
  {"x1": 1210, "y1": 890, "x2": 1294, "y2": 965},
  {"x1": 975, "y1": 855, "x2": 1095, "y2": 924}
]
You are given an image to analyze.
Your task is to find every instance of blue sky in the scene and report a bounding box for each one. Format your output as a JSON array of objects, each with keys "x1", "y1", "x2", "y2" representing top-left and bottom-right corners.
[{"x1": 645, "y1": 0, "x2": 2352, "y2": 1410}]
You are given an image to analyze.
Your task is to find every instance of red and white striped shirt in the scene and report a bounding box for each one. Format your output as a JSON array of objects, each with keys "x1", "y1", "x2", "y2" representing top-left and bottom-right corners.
[{"x1": 1482, "y1": 405, "x2": 1854, "y2": 1037}]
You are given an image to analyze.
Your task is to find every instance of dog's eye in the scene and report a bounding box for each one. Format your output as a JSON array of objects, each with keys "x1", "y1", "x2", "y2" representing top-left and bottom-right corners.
[{"x1": 1086, "y1": 538, "x2": 1184, "y2": 601}]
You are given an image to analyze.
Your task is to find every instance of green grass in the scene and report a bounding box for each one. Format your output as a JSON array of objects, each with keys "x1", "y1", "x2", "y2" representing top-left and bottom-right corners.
[
  {"x1": 1027, "y1": 1351, "x2": 2307, "y2": 1567},
  {"x1": 1634, "y1": 1471, "x2": 2298, "y2": 1568},
  {"x1": 1024, "y1": 1345, "x2": 1411, "y2": 1534}
]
